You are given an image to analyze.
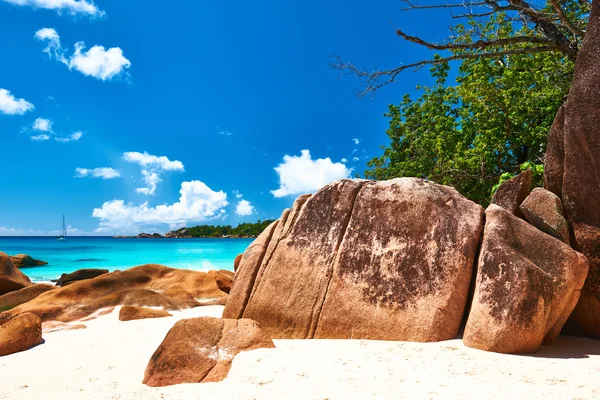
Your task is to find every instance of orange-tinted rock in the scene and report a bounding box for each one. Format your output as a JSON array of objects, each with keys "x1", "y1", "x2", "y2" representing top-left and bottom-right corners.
[
  {"x1": 56, "y1": 268, "x2": 109, "y2": 287},
  {"x1": 463, "y1": 205, "x2": 589, "y2": 354},
  {"x1": 0, "y1": 284, "x2": 57, "y2": 311},
  {"x1": 9, "y1": 254, "x2": 48, "y2": 269},
  {"x1": 0, "y1": 313, "x2": 42, "y2": 357},
  {"x1": 491, "y1": 170, "x2": 532, "y2": 217},
  {"x1": 207, "y1": 270, "x2": 234, "y2": 294},
  {"x1": 544, "y1": 105, "x2": 565, "y2": 196},
  {"x1": 233, "y1": 254, "x2": 243, "y2": 272},
  {"x1": 542, "y1": 2, "x2": 600, "y2": 338},
  {"x1": 143, "y1": 317, "x2": 274, "y2": 386},
  {"x1": 520, "y1": 188, "x2": 570, "y2": 244},
  {"x1": 119, "y1": 306, "x2": 172, "y2": 321},
  {"x1": 0, "y1": 264, "x2": 228, "y2": 324},
  {"x1": 0, "y1": 252, "x2": 32, "y2": 296},
  {"x1": 225, "y1": 178, "x2": 484, "y2": 341}
]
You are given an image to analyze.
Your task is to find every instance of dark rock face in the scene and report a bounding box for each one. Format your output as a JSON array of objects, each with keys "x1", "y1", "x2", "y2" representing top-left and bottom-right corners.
[
  {"x1": 543, "y1": 2, "x2": 600, "y2": 338},
  {"x1": 520, "y1": 188, "x2": 570, "y2": 244},
  {"x1": 118, "y1": 306, "x2": 172, "y2": 321},
  {"x1": 463, "y1": 205, "x2": 588, "y2": 354},
  {"x1": 0, "y1": 252, "x2": 32, "y2": 296},
  {"x1": 143, "y1": 317, "x2": 274, "y2": 386},
  {"x1": 56, "y1": 269, "x2": 109, "y2": 287},
  {"x1": 9, "y1": 254, "x2": 48, "y2": 269},
  {"x1": 0, "y1": 313, "x2": 42, "y2": 357},
  {"x1": 224, "y1": 178, "x2": 484, "y2": 342},
  {"x1": 491, "y1": 170, "x2": 532, "y2": 217}
]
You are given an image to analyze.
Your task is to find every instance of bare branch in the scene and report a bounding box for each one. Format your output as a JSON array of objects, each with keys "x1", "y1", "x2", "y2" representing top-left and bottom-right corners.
[
  {"x1": 396, "y1": 28, "x2": 561, "y2": 51},
  {"x1": 330, "y1": 46, "x2": 560, "y2": 98},
  {"x1": 399, "y1": 0, "x2": 488, "y2": 10}
]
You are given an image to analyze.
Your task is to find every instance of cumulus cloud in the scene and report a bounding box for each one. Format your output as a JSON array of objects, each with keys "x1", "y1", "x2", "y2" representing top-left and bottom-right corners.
[
  {"x1": 352, "y1": 138, "x2": 360, "y2": 145},
  {"x1": 92, "y1": 180, "x2": 229, "y2": 232},
  {"x1": 0, "y1": 88, "x2": 34, "y2": 115},
  {"x1": 33, "y1": 117, "x2": 53, "y2": 132},
  {"x1": 70, "y1": 42, "x2": 131, "y2": 81},
  {"x1": 4, "y1": 0, "x2": 105, "y2": 17},
  {"x1": 0, "y1": 225, "x2": 86, "y2": 236},
  {"x1": 75, "y1": 167, "x2": 121, "y2": 179},
  {"x1": 55, "y1": 131, "x2": 83, "y2": 142},
  {"x1": 30, "y1": 133, "x2": 50, "y2": 141},
  {"x1": 271, "y1": 150, "x2": 352, "y2": 198},
  {"x1": 35, "y1": 28, "x2": 131, "y2": 81},
  {"x1": 235, "y1": 199, "x2": 255, "y2": 216}
]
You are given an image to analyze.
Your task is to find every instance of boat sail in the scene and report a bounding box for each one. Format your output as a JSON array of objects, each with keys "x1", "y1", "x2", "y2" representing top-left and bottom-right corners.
[{"x1": 57, "y1": 215, "x2": 67, "y2": 241}]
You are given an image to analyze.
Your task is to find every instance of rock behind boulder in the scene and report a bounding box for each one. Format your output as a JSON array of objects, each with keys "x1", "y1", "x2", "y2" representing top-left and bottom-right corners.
[
  {"x1": 225, "y1": 178, "x2": 484, "y2": 342},
  {"x1": 9, "y1": 254, "x2": 48, "y2": 269},
  {"x1": 143, "y1": 317, "x2": 274, "y2": 386},
  {"x1": 0, "y1": 252, "x2": 32, "y2": 296},
  {"x1": 543, "y1": 1, "x2": 600, "y2": 338},
  {"x1": 56, "y1": 268, "x2": 109, "y2": 287}
]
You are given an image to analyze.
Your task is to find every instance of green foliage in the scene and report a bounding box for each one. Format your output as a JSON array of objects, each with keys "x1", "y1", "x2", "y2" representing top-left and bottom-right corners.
[
  {"x1": 181, "y1": 220, "x2": 275, "y2": 238},
  {"x1": 364, "y1": 11, "x2": 577, "y2": 205}
]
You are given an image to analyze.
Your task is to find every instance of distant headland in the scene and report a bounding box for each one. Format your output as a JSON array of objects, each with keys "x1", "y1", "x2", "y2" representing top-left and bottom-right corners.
[{"x1": 115, "y1": 220, "x2": 275, "y2": 239}]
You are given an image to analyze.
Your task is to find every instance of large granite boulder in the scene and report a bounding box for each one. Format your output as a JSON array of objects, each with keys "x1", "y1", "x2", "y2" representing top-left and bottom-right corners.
[
  {"x1": 143, "y1": 317, "x2": 274, "y2": 386},
  {"x1": 0, "y1": 284, "x2": 57, "y2": 312},
  {"x1": 463, "y1": 205, "x2": 588, "y2": 354},
  {"x1": 0, "y1": 264, "x2": 229, "y2": 324},
  {"x1": 520, "y1": 188, "x2": 570, "y2": 244},
  {"x1": 56, "y1": 268, "x2": 109, "y2": 287},
  {"x1": 0, "y1": 252, "x2": 32, "y2": 296},
  {"x1": 9, "y1": 254, "x2": 48, "y2": 269},
  {"x1": 119, "y1": 306, "x2": 172, "y2": 321},
  {"x1": 543, "y1": 2, "x2": 600, "y2": 338},
  {"x1": 224, "y1": 178, "x2": 484, "y2": 341},
  {"x1": 491, "y1": 170, "x2": 532, "y2": 217},
  {"x1": 0, "y1": 312, "x2": 42, "y2": 357}
]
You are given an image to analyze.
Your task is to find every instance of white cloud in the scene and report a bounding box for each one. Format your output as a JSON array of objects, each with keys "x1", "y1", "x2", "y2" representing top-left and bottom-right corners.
[
  {"x1": 233, "y1": 190, "x2": 243, "y2": 199},
  {"x1": 352, "y1": 138, "x2": 360, "y2": 145},
  {"x1": 218, "y1": 129, "x2": 233, "y2": 136},
  {"x1": 92, "y1": 180, "x2": 229, "y2": 232},
  {"x1": 135, "y1": 170, "x2": 162, "y2": 195},
  {"x1": 352, "y1": 157, "x2": 359, "y2": 162},
  {"x1": 271, "y1": 149, "x2": 352, "y2": 198},
  {"x1": 4, "y1": 0, "x2": 105, "y2": 17},
  {"x1": 75, "y1": 167, "x2": 121, "y2": 179},
  {"x1": 235, "y1": 199, "x2": 255, "y2": 216},
  {"x1": 33, "y1": 117, "x2": 53, "y2": 132},
  {"x1": 341, "y1": 158, "x2": 348, "y2": 163},
  {"x1": 55, "y1": 131, "x2": 83, "y2": 142},
  {"x1": 0, "y1": 88, "x2": 34, "y2": 115},
  {"x1": 31, "y1": 133, "x2": 50, "y2": 141},
  {"x1": 70, "y1": 42, "x2": 131, "y2": 81},
  {"x1": 35, "y1": 28, "x2": 130, "y2": 81},
  {"x1": 123, "y1": 151, "x2": 184, "y2": 171}
]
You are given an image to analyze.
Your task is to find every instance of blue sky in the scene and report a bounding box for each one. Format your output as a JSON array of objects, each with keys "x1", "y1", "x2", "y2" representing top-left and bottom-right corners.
[{"x1": 0, "y1": 0, "x2": 452, "y2": 235}]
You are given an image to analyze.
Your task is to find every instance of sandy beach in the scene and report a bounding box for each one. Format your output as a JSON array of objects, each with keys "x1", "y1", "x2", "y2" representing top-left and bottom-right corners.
[{"x1": 0, "y1": 305, "x2": 599, "y2": 400}]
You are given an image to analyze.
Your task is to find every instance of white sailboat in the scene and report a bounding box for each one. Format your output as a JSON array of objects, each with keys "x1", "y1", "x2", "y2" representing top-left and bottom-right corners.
[{"x1": 57, "y1": 215, "x2": 67, "y2": 241}]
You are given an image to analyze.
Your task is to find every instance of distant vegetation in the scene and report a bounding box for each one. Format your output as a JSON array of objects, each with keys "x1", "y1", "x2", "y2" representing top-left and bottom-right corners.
[{"x1": 176, "y1": 220, "x2": 276, "y2": 238}]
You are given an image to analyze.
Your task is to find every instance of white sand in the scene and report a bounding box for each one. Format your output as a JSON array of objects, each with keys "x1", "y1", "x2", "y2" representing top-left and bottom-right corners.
[{"x1": 1, "y1": 306, "x2": 600, "y2": 399}]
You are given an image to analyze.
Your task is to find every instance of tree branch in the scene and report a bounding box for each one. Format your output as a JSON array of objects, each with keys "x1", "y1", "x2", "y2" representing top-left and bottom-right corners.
[
  {"x1": 548, "y1": 0, "x2": 586, "y2": 37},
  {"x1": 330, "y1": 46, "x2": 560, "y2": 98}
]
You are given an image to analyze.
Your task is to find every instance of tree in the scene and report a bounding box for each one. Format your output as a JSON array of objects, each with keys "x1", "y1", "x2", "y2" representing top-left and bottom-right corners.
[
  {"x1": 363, "y1": 11, "x2": 576, "y2": 205},
  {"x1": 331, "y1": 0, "x2": 589, "y2": 98}
]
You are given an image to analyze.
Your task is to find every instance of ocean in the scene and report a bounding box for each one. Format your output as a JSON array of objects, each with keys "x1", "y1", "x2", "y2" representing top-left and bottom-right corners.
[{"x1": 0, "y1": 237, "x2": 252, "y2": 282}]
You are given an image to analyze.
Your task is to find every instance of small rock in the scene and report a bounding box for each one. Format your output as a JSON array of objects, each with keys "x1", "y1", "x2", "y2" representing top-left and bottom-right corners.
[{"x1": 520, "y1": 188, "x2": 570, "y2": 244}]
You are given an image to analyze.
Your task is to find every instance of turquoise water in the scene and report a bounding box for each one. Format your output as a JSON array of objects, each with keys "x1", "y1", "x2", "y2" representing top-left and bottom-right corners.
[{"x1": 0, "y1": 237, "x2": 252, "y2": 282}]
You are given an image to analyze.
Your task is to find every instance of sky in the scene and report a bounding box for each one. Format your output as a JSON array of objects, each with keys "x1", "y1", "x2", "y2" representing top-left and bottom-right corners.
[{"x1": 0, "y1": 0, "x2": 453, "y2": 236}]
